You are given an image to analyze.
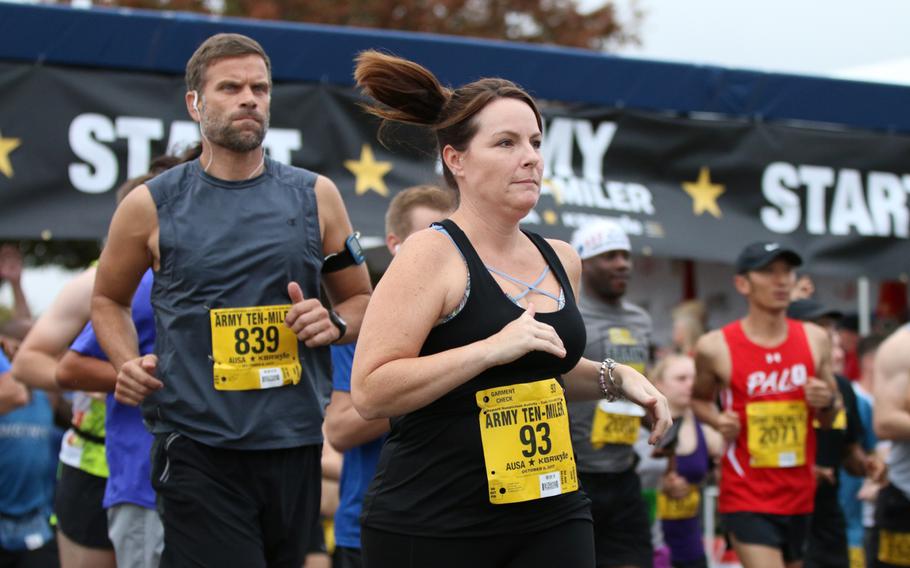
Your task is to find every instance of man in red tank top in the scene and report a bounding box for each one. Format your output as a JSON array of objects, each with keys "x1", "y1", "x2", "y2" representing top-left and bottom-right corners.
[{"x1": 692, "y1": 242, "x2": 840, "y2": 568}]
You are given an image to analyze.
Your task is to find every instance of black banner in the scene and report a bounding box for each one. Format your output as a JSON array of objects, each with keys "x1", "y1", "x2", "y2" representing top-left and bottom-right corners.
[{"x1": 1, "y1": 62, "x2": 909, "y2": 277}]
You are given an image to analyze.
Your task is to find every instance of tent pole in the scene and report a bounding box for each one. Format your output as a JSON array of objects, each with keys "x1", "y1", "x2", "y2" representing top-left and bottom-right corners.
[{"x1": 858, "y1": 277, "x2": 871, "y2": 336}]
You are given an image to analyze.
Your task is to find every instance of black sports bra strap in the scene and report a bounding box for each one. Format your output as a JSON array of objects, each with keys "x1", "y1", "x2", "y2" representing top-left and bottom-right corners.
[
  {"x1": 522, "y1": 231, "x2": 576, "y2": 306},
  {"x1": 436, "y1": 219, "x2": 486, "y2": 276}
]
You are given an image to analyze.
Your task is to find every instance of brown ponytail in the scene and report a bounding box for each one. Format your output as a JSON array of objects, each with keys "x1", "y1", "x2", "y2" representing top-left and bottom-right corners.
[
  {"x1": 354, "y1": 50, "x2": 452, "y2": 126},
  {"x1": 354, "y1": 50, "x2": 542, "y2": 190}
]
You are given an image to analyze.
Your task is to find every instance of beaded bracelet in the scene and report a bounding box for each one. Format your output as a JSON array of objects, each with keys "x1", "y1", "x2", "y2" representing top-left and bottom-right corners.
[{"x1": 598, "y1": 358, "x2": 622, "y2": 401}]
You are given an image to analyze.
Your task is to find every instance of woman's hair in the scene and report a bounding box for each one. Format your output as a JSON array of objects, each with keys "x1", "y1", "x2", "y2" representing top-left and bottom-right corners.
[
  {"x1": 649, "y1": 353, "x2": 692, "y2": 385},
  {"x1": 354, "y1": 50, "x2": 542, "y2": 190},
  {"x1": 671, "y1": 300, "x2": 706, "y2": 355}
]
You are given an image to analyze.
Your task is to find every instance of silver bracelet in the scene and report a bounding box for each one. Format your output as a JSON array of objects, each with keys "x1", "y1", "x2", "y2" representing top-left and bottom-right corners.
[{"x1": 598, "y1": 358, "x2": 623, "y2": 401}]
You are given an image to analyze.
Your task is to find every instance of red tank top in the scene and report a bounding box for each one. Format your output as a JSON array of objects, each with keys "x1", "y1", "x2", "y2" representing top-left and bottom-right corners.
[{"x1": 719, "y1": 319, "x2": 817, "y2": 515}]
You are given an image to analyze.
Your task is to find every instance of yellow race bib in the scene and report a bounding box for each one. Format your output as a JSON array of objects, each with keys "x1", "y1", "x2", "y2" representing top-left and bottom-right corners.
[
  {"x1": 476, "y1": 379, "x2": 578, "y2": 505},
  {"x1": 210, "y1": 305, "x2": 301, "y2": 391},
  {"x1": 879, "y1": 530, "x2": 910, "y2": 566},
  {"x1": 746, "y1": 400, "x2": 807, "y2": 468},
  {"x1": 591, "y1": 399, "x2": 644, "y2": 447},
  {"x1": 657, "y1": 486, "x2": 701, "y2": 520},
  {"x1": 813, "y1": 408, "x2": 847, "y2": 430}
]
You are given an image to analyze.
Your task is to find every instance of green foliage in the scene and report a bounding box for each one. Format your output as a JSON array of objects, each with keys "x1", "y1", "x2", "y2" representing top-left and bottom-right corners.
[
  {"x1": 83, "y1": 0, "x2": 642, "y2": 51},
  {"x1": 2, "y1": 240, "x2": 100, "y2": 269}
]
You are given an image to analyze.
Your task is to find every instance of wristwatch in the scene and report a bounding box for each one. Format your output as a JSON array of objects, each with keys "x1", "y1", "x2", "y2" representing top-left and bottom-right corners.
[
  {"x1": 328, "y1": 310, "x2": 347, "y2": 342},
  {"x1": 322, "y1": 232, "x2": 366, "y2": 274}
]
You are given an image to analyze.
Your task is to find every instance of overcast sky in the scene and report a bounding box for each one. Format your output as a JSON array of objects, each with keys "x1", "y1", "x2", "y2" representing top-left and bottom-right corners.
[
  {"x1": 600, "y1": 0, "x2": 909, "y2": 83},
  {"x1": 4, "y1": 0, "x2": 907, "y2": 81}
]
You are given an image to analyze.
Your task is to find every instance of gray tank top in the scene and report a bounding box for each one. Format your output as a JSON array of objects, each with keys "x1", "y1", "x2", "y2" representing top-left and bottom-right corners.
[
  {"x1": 569, "y1": 287, "x2": 653, "y2": 473},
  {"x1": 887, "y1": 324, "x2": 910, "y2": 497},
  {"x1": 143, "y1": 158, "x2": 331, "y2": 450}
]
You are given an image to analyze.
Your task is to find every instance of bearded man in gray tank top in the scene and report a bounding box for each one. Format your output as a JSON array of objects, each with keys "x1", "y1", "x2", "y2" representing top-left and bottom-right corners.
[
  {"x1": 90, "y1": 33, "x2": 372, "y2": 568},
  {"x1": 871, "y1": 324, "x2": 910, "y2": 568},
  {"x1": 568, "y1": 219, "x2": 655, "y2": 568}
]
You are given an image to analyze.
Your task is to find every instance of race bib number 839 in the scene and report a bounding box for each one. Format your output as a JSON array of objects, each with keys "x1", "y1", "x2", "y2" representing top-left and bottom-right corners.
[{"x1": 210, "y1": 305, "x2": 301, "y2": 391}]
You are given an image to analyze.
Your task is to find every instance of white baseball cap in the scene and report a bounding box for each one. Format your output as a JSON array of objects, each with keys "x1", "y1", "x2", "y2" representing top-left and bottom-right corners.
[{"x1": 571, "y1": 219, "x2": 630, "y2": 260}]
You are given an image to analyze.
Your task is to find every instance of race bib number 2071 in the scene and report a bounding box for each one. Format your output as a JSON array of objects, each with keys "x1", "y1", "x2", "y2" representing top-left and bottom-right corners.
[{"x1": 746, "y1": 400, "x2": 807, "y2": 468}]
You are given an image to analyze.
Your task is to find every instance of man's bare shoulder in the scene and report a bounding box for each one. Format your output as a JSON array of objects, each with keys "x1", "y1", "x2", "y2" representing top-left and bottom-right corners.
[
  {"x1": 115, "y1": 185, "x2": 157, "y2": 225},
  {"x1": 874, "y1": 327, "x2": 910, "y2": 438},
  {"x1": 15, "y1": 267, "x2": 96, "y2": 361},
  {"x1": 801, "y1": 320, "x2": 829, "y2": 345},
  {"x1": 312, "y1": 175, "x2": 345, "y2": 219},
  {"x1": 695, "y1": 329, "x2": 727, "y2": 359},
  {"x1": 878, "y1": 326, "x2": 910, "y2": 373},
  {"x1": 694, "y1": 329, "x2": 732, "y2": 383},
  {"x1": 65, "y1": 265, "x2": 97, "y2": 298},
  {"x1": 43, "y1": 266, "x2": 96, "y2": 325},
  {"x1": 313, "y1": 174, "x2": 341, "y2": 200},
  {"x1": 800, "y1": 320, "x2": 832, "y2": 362}
]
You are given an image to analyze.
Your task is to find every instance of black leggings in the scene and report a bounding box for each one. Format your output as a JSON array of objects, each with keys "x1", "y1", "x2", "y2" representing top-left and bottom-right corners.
[{"x1": 361, "y1": 519, "x2": 594, "y2": 568}]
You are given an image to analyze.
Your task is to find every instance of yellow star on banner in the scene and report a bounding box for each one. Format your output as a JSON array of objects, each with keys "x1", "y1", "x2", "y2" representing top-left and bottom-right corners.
[
  {"x1": 682, "y1": 167, "x2": 725, "y2": 218},
  {"x1": 542, "y1": 178, "x2": 563, "y2": 205},
  {"x1": 344, "y1": 144, "x2": 392, "y2": 197},
  {"x1": 0, "y1": 131, "x2": 22, "y2": 179}
]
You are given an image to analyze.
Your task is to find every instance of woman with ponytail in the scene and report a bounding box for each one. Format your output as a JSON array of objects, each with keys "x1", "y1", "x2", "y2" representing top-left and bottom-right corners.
[{"x1": 350, "y1": 51, "x2": 672, "y2": 567}]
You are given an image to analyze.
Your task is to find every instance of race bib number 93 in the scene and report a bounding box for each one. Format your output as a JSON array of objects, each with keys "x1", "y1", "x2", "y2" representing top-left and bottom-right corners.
[{"x1": 476, "y1": 379, "x2": 578, "y2": 505}]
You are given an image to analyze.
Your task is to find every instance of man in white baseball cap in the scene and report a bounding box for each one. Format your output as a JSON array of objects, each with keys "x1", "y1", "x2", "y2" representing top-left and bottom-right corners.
[
  {"x1": 569, "y1": 219, "x2": 655, "y2": 568},
  {"x1": 572, "y1": 219, "x2": 631, "y2": 261}
]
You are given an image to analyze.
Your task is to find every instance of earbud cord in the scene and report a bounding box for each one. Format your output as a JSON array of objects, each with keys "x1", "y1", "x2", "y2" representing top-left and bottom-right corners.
[
  {"x1": 203, "y1": 142, "x2": 265, "y2": 180},
  {"x1": 195, "y1": 94, "x2": 216, "y2": 173}
]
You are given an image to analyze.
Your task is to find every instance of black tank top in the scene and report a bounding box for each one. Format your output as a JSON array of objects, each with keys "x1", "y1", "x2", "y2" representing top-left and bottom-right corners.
[{"x1": 361, "y1": 219, "x2": 591, "y2": 537}]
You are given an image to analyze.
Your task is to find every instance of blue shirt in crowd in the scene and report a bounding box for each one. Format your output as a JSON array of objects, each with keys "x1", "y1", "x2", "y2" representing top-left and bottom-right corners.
[
  {"x1": 838, "y1": 384, "x2": 877, "y2": 548},
  {"x1": 331, "y1": 343, "x2": 386, "y2": 550},
  {"x1": 0, "y1": 351, "x2": 55, "y2": 516},
  {"x1": 70, "y1": 269, "x2": 156, "y2": 510}
]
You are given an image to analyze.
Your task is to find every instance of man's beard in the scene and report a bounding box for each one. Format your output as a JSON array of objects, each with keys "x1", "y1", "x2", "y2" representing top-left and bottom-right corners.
[
  {"x1": 202, "y1": 110, "x2": 269, "y2": 152},
  {"x1": 596, "y1": 282, "x2": 626, "y2": 301},
  {"x1": 588, "y1": 272, "x2": 627, "y2": 302}
]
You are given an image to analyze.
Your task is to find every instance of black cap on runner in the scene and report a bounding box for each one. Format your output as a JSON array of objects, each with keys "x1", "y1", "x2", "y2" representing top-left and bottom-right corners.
[
  {"x1": 786, "y1": 299, "x2": 843, "y2": 322},
  {"x1": 735, "y1": 242, "x2": 802, "y2": 274}
]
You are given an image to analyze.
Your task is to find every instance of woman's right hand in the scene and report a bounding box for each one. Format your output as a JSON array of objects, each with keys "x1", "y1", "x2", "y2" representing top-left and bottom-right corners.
[
  {"x1": 482, "y1": 303, "x2": 566, "y2": 367},
  {"x1": 660, "y1": 471, "x2": 690, "y2": 499},
  {"x1": 716, "y1": 410, "x2": 741, "y2": 443}
]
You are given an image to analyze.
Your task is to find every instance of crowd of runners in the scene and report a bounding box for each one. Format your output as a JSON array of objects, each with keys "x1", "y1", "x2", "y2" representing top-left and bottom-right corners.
[{"x1": 0, "y1": 32, "x2": 909, "y2": 568}]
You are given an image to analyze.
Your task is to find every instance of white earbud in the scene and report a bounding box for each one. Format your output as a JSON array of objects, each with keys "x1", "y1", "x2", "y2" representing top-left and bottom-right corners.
[{"x1": 192, "y1": 90, "x2": 213, "y2": 171}]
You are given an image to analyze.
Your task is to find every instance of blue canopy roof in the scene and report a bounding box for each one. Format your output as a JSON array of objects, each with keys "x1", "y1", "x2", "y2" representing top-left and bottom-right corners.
[{"x1": 2, "y1": 2, "x2": 909, "y2": 134}]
